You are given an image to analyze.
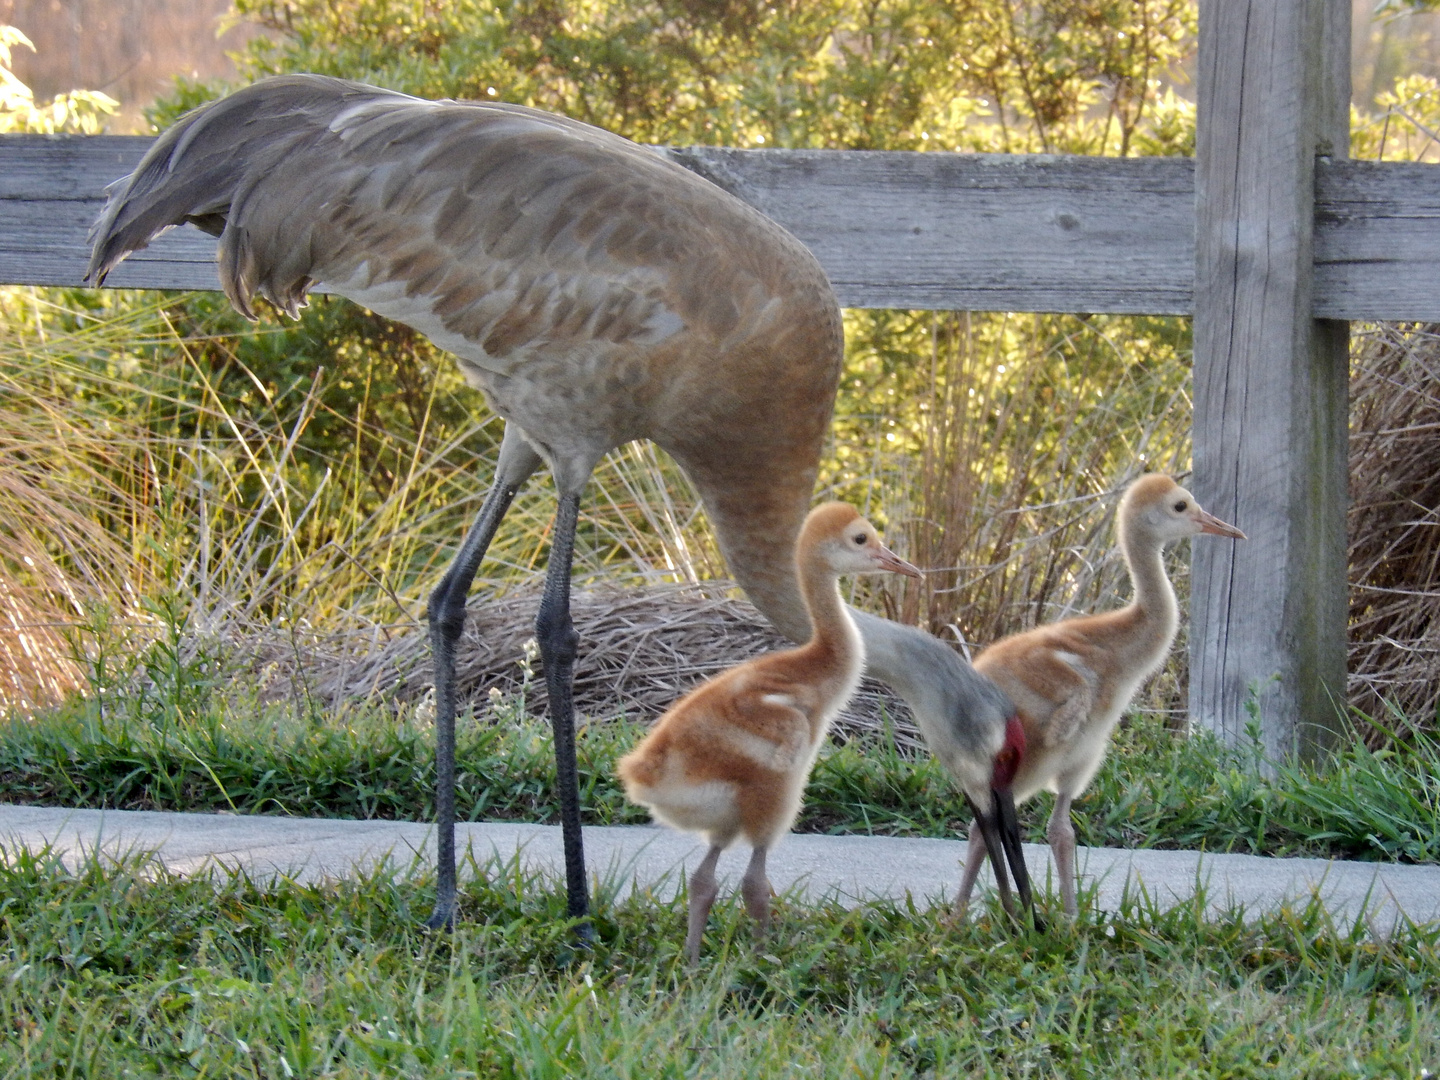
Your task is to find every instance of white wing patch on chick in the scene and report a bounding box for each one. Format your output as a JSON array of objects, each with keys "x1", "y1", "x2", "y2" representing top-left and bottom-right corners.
[
  {"x1": 1042, "y1": 648, "x2": 1100, "y2": 748},
  {"x1": 723, "y1": 724, "x2": 808, "y2": 773}
]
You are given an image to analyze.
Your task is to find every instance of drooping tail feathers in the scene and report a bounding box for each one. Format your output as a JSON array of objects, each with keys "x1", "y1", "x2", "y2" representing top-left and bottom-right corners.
[{"x1": 85, "y1": 74, "x2": 414, "y2": 317}]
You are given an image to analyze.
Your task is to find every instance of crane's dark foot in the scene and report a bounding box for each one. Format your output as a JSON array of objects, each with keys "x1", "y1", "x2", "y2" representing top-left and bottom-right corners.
[
  {"x1": 554, "y1": 917, "x2": 595, "y2": 966},
  {"x1": 423, "y1": 904, "x2": 456, "y2": 933}
]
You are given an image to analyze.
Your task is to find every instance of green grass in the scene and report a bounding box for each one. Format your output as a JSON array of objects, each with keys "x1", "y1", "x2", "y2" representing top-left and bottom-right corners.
[
  {"x1": 1, "y1": 844, "x2": 1437, "y2": 1078},
  {"x1": 3, "y1": 676, "x2": 1438, "y2": 864}
]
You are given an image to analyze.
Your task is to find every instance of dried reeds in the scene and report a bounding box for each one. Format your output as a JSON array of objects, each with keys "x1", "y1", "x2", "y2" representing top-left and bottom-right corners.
[
  {"x1": 0, "y1": 291, "x2": 179, "y2": 708},
  {"x1": 0, "y1": 287, "x2": 737, "y2": 709},
  {"x1": 1347, "y1": 322, "x2": 1440, "y2": 731},
  {"x1": 6, "y1": 286, "x2": 1439, "y2": 743},
  {"x1": 244, "y1": 580, "x2": 918, "y2": 745},
  {"x1": 855, "y1": 311, "x2": 1195, "y2": 722},
  {"x1": 864, "y1": 314, "x2": 1191, "y2": 637}
]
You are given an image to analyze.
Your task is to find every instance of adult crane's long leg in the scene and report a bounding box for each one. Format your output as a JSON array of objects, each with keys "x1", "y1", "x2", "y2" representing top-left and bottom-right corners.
[
  {"x1": 534, "y1": 488, "x2": 591, "y2": 932},
  {"x1": 425, "y1": 431, "x2": 541, "y2": 931}
]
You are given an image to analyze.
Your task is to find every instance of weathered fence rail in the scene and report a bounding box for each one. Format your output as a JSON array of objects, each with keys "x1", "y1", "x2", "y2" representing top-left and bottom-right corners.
[
  {"x1": 4, "y1": 135, "x2": 1440, "y2": 320},
  {"x1": 0, "y1": 0, "x2": 1432, "y2": 758}
]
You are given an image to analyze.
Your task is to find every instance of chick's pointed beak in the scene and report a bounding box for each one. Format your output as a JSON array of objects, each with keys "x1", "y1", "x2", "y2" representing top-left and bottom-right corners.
[
  {"x1": 871, "y1": 543, "x2": 923, "y2": 578},
  {"x1": 1193, "y1": 508, "x2": 1247, "y2": 540}
]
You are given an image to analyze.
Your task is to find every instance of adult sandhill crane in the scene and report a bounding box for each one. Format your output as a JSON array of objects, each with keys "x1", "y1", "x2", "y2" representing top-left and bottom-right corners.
[
  {"x1": 953, "y1": 474, "x2": 1246, "y2": 919},
  {"x1": 86, "y1": 73, "x2": 1029, "y2": 934},
  {"x1": 619, "y1": 502, "x2": 920, "y2": 962}
]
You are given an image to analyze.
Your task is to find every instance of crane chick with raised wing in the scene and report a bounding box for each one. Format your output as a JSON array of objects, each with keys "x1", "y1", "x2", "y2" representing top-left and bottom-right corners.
[
  {"x1": 619, "y1": 502, "x2": 919, "y2": 963},
  {"x1": 954, "y1": 474, "x2": 1246, "y2": 919}
]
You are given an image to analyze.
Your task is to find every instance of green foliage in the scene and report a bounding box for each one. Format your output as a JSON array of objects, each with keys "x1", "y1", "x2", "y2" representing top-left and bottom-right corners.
[
  {"x1": 1, "y1": 844, "x2": 1438, "y2": 1076},
  {"x1": 1353, "y1": 72, "x2": 1440, "y2": 162},
  {"x1": 156, "y1": 0, "x2": 1195, "y2": 155},
  {"x1": 1, "y1": 24, "x2": 118, "y2": 134},
  {"x1": 1375, "y1": 0, "x2": 1440, "y2": 15}
]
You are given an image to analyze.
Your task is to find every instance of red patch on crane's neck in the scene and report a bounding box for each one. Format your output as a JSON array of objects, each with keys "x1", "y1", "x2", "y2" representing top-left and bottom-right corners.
[{"x1": 990, "y1": 714, "x2": 1027, "y2": 790}]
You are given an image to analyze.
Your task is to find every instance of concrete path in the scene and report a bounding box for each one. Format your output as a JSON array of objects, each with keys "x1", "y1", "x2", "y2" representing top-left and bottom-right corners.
[{"x1": 3, "y1": 804, "x2": 1438, "y2": 931}]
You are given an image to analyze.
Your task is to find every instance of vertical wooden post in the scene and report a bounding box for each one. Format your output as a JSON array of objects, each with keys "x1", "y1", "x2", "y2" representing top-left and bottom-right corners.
[{"x1": 1190, "y1": 0, "x2": 1351, "y2": 759}]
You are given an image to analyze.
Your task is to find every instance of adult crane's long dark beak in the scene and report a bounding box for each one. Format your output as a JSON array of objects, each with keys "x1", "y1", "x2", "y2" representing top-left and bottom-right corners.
[
  {"x1": 966, "y1": 788, "x2": 1039, "y2": 930},
  {"x1": 970, "y1": 712, "x2": 1040, "y2": 930},
  {"x1": 994, "y1": 786, "x2": 1037, "y2": 925}
]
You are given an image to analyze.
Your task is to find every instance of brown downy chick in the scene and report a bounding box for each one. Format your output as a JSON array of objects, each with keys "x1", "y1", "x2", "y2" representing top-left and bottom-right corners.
[
  {"x1": 618, "y1": 502, "x2": 920, "y2": 962},
  {"x1": 956, "y1": 474, "x2": 1245, "y2": 919}
]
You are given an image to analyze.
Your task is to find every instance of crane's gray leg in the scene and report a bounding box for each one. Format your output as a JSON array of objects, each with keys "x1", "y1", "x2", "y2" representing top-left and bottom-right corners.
[
  {"x1": 952, "y1": 821, "x2": 989, "y2": 920},
  {"x1": 534, "y1": 489, "x2": 592, "y2": 933},
  {"x1": 1047, "y1": 791, "x2": 1078, "y2": 917},
  {"x1": 424, "y1": 431, "x2": 541, "y2": 931},
  {"x1": 685, "y1": 843, "x2": 723, "y2": 964}
]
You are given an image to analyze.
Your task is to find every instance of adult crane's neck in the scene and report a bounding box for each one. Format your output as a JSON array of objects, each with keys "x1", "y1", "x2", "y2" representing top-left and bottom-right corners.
[{"x1": 1119, "y1": 520, "x2": 1179, "y2": 642}]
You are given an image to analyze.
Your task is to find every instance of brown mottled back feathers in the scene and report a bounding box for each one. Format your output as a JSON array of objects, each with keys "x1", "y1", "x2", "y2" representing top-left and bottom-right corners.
[
  {"x1": 89, "y1": 76, "x2": 803, "y2": 349},
  {"x1": 88, "y1": 75, "x2": 844, "y2": 640}
]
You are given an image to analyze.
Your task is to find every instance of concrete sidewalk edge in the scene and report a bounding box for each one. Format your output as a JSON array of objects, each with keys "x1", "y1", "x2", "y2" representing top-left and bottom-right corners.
[{"x1": 3, "y1": 804, "x2": 1437, "y2": 931}]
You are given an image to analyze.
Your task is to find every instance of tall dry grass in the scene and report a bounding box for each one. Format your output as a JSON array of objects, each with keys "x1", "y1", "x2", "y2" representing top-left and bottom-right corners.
[
  {"x1": 882, "y1": 313, "x2": 1191, "y2": 642},
  {"x1": 1348, "y1": 322, "x2": 1440, "y2": 730},
  {"x1": 0, "y1": 287, "x2": 721, "y2": 713},
  {"x1": 4, "y1": 286, "x2": 1437, "y2": 740},
  {"x1": 844, "y1": 312, "x2": 1194, "y2": 723}
]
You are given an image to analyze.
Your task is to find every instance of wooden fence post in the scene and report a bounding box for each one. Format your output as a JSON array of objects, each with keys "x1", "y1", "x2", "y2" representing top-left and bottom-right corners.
[{"x1": 1190, "y1": 0, "x2": 1351, "y2": 758}]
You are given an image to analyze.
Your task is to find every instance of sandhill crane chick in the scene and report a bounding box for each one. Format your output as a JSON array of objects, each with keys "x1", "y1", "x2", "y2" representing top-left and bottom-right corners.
[
  {"x1": 618, "y1": 502, "x2": 920, "y2": 962},
  {"x1": 956, "y1": 474, "x2": 1246, "y2": 918}
]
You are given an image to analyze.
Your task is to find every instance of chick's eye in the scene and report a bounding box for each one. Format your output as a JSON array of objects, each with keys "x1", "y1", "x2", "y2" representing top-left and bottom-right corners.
[
  {"x1": 1174, "y1": 500, "x2": 1188, "y2": 512},
  {"x1": 853, "y1": 533, "x2": 866, "y2": 545}
]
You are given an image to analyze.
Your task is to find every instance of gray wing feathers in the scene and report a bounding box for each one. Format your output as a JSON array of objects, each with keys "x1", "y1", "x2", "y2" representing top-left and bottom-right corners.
[
  {"x1": 86, "y1": 75, "x2": 398, "y2": 291},
  {"x1": 91, "y1": 77, "x2": 718, "y2": 321},
  {"x1": 86, "y1": 73, "x2": 802, "y2": 362}
]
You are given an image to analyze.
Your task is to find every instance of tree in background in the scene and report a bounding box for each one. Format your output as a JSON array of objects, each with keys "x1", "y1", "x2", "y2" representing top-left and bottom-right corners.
[
  {"x1": 163, "y1": 0, "x2": 1194, "y2": 156},
  {"x1": 1, "y1": 24, "x2": 116, "y2": 133}
]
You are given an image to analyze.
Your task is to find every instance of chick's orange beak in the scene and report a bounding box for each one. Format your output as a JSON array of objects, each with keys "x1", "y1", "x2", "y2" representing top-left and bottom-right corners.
[
  {"x1": 872, "y1": 543, "x2": 923, "y2": 578},
  {"x1": 1193, "y1": 508, "x2": 1247, "y2": 540}
]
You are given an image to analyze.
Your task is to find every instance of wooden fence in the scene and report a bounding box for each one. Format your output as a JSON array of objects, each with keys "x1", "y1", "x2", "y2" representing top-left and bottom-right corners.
[
  {"x1": 6, "y1": 141, "x2": 1440, "y2": 319},
  {"x1": 0, "y1": 0, "x2": 1431, "y2": 758}
]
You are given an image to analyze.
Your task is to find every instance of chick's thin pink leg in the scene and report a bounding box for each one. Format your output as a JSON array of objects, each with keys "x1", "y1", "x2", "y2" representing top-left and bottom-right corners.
[
  {"x1": 686, "y1": 843, "x2": 724, "y2": 964},
  {"x1": 1047, "y1": 791, "x2": 1078, "y2": 917},
  {"x1": 953, "y1": 822, "x2": 989, "y2": 919},
  {"x1": 741, "y1": 844, "x2": 771, "y2": 942}
]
